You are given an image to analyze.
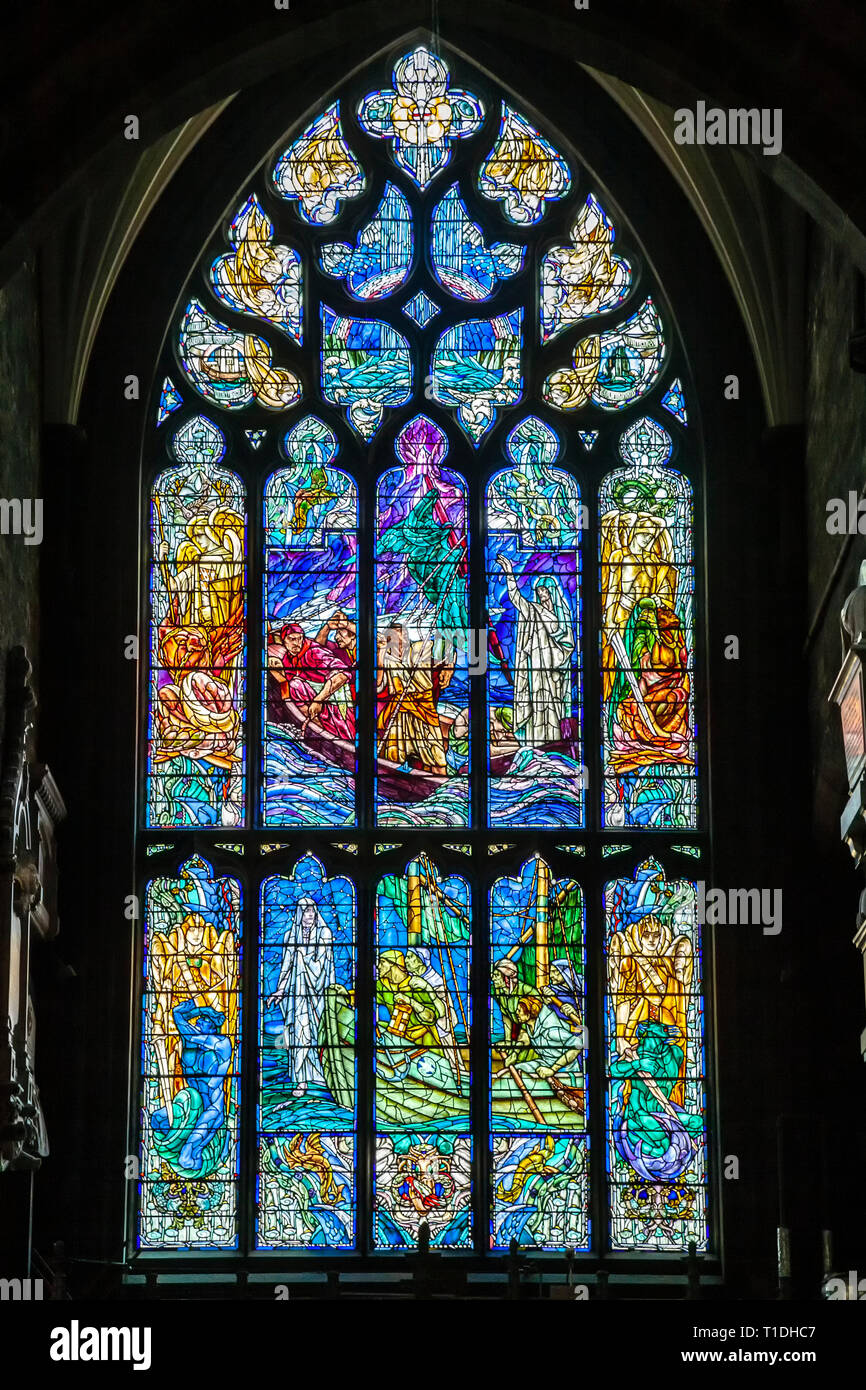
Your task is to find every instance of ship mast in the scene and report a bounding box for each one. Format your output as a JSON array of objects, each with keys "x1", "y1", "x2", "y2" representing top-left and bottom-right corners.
[
  {"x1": 407, "y1": 861, "x2": 423, "y2": 940},
  {"x1": 535, "y1": 855, "x2": 551, "y2": 990}
]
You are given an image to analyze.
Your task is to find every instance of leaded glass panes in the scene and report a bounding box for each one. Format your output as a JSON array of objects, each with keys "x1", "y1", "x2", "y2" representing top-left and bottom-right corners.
[
  {"x1": 210, "y1": 194, "x2": 303, "y2": 343},
  {"x1": 540, "y1": 194, "x2": 632, "y2": 343},
  {"x1": 357, "y1": 47, "x2": 484, "y2": 189},
  {"x1": 257, "y1": 856, "x2": 357, "y2": 1249},
  {"x1": 263, "y1": 417, "x2": 358, "y2": 827},
  {"x1": 139, "y1": 41, "x2": 707, "y2": 1261},
  {"x1": 661, "y1": 377, "x2": 689, "y2": 426},
  {"x1": 147, "y1": 420, "x2": 246, "y2": 828},
  {"x1": 431, "y1": 183, "x2": 525, "y2": 301},
  {"x1": 600, "y1": 417, "x2": 696, "y2": 829},
  {"x1": 374, "y1": 856, "x2": 472, "y2": 1248},
  {"x1": 490, "y1": 858, "x2": 589, "y2": 1251},
  {"x1": 605, "y1": 859, "x2": 707, "y2": 1251},
  {"x1": 272, "y1": 102, "x2": 365, "y2": 224},
  {"x1": 402, "y1": 290, "x2": 440, "y2": 327},
  {"x1": 430, "y1": 309, "x2": 523, "y2": 444},
  {"x1": 543, "y1": 298, "x2": 665, "y2": 413},
  {"x1": 156, "y1": 375, "x2": 183, "y2": 426},
  {"x1": 139, "y1": 857, "x2": 242, "y2": 1248},
  {"x1": 179, "y1": 298, "x2": 302, "y2": 411},
  {"x1": 320, "y1": 183, "x2": 413, "y2": 300},
  {"x1": 486, "y1": 417, "x2": 585, "y2": 829},
  {"x1": 320, "y1": 305, "x2": 412, "y2": 439},
  {"x1": 375, "y1": 417, "x2": 469, "y2": 826},
  {"x1": 479, "y1": 104, "x2": 571, "y2": 224}
]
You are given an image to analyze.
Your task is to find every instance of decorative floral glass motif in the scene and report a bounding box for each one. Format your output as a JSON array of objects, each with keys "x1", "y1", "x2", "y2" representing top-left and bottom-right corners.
[
  {"x1": 490, "y1": 857, "x2": 589, "y2": 1251},
  {"x1": 179, "y1": 299, "x2": 302, "y2": 411},
  {"x1": 157, "y1": 376, "x2": 183, "y2": 426},
  {"x1": 605, "y1": 859, "x2": 707, "y2": 1251},
  {"x1": 358, "y1": 46, "x2": 483, "y2": 190},
  {"x1": 272, "y1": 102, "x2": 365, "y2": 225},
  {"x1": 374, "y1": 855, "x2": 472, "y2": 1248},
  {"x1": 148, "y1": 417, "x2": 246, "y2": 828},
  {"x1": 375, "y1": 416, "x2": 469, "y2": 827},
  {"x1": 578, "y1": 430, "x2": 598, "y2": 451},
  {"x1": 402, "y1": 290, "x2": 440, "y2": 327},
  {"x1": 139, "y1": 856, "x2": 241, "y2": 1249},
  {"x1": 661, "y1": 377, "x2": 688, "y2": 426},
  {"x1": 258, "y1": 855, "x2": 357, "y2": 1249},
  {"x1": 543, "y1": 298, "x2": 665, "y2": 413},
  {"x1": 540, "y1": 193, "x2": 632, "y2": 343},
  {"x1": 430, "y1": 309, "x2": 523, "y2": 444},
  {"x1": 263, "y1": 416, "x2": 358, "y2": 827},
  {"x1": 320, "y1": 183, "x2": 413, "y2": 300},
  {"x1": 479, "y1": 104, "x2": 571, "y2": 225},
  {"x1": 486, "y1": 417, "x2": 585, "y2": 829},
  {"x1": 600, "y1": 416, "x2": 696, "y2": 829},
  {"x1": 245, "y1": 429, "x2": 267, "y2": 450},
  {"x1": 211, "y1": 194, "x2": 303, "y2": 343},
  {"x1": 320, "y1": 305, "x2": 412, "y2": 439},
  {"x1": 431, "y1": 183, "x2": 525, "y2": 301}
]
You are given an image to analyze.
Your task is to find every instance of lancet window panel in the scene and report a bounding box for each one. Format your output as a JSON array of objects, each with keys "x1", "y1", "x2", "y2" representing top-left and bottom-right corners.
[
  {"x1": 262, "y1": 418, "x2": 359, "y2": 829},
  {"x1": 257, "y1": 856, "x2": 357, "y2": 1250},
  {"x1": 374, "y1": 855, "x2": 472, "y2": 1249},
  {"x1": 138, "y1": 857, "x2": 243, "y2": 1249},
  {"x1": 604, "y1": 859, "x2": 708, "y2": 1252},
  {"x1": 490, "y1": 857, "x2": 590, "y2": 1252}
]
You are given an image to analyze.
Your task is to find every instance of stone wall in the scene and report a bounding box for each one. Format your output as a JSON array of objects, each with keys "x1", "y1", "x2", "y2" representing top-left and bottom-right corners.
[
  {"x1": 804, "y1": 231, "x2": 866, "y2": 853},
  {"x1": 0, "y1": 261, "x2": 40, "y2": 739},
  {"x1": 801, "y1": 225, "x2": 866, "y2": 1268}
]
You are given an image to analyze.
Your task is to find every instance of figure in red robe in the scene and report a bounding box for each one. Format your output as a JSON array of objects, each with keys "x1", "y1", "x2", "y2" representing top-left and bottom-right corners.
[{"x1": 268, "y1": 621, "x2": 355, "y2": 742}]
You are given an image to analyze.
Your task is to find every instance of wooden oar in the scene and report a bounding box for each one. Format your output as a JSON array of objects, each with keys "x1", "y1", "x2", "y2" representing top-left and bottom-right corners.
[{"x1": 504, "y1": 1063, "x2": 546, "y2": 1125}]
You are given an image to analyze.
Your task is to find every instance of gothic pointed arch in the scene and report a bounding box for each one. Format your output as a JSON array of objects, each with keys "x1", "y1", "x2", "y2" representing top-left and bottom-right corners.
[{"x1": 133, "y1": 36, "x2": 712, "y2": 1266}]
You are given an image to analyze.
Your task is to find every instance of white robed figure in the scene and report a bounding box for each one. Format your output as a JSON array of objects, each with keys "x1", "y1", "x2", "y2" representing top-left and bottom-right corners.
[
  {"x1": 497, "y1": 555, "x2": 573, "y2": 746},
  {"x1": 268, "y1": 895, "x2": 335, "y2": 1097}
]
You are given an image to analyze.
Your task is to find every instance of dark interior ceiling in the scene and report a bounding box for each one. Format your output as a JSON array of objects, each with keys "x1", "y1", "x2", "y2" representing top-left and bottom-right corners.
[{"x1": 3, "y1": 0, "x2": 864, "y2": 281}]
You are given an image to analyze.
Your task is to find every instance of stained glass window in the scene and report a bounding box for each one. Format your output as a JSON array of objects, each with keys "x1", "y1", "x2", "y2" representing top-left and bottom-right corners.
[
  {"x1": 258, "y1": 856, "x2": 356, "y2": 1248},
  {"x1": 263, "y1": 417, "x2": 357, "y2": 827},
  {"x1": 430, "y1": 309, "x2": 523, "y2": 444},
  {"x1": 320, "y1": 183, "x2": 413, "y2": 300},
  {"x1": 139, "y1": 41, "x2": 708, "y2": 1265},
  {"x1": 358, "y1": 47, "x2": 484, "y2": 188},
  {"x1": 661, "y1": 377, "x2": 689, "y2": 426},
  {"x1": 479, "y1": 104, "x2": 571, "y2": 224},
  {"x1": 179, "y1": 298, "x2": 302, "y2": 411},
  {"x1": 541, "y1": 194, "x2": 631, "y2": 343},
  {"x1": 374, "y1": 855, "x2": 472, "y2": 1247},
  {"x1": 600, "y1": 417, "x2": 696, "y2": 829},
  {"x1": 147, "y1": 417, "x2": 246, "y2": 828},
  {"x1": 543, "y1": 298, "x2": 665, "y2": 413},
  {"x1": 605, "y1": 860, "x2": 707, "y2": 1251},
  {"x1": 272, "y1": 102, "x2": 365, "y2": 224},
  {"x1": 375, "y1": 417, "x2": 469, "y2": 826},
  {"x1": 486, "y1": 417, "x2": 584, "y2": 829},
  {"x1": 490, "y1": 858, "x2": 589, "y2": 1250},
  {"x1": 139, "y1": 857, "x2": 242, "y2": 1248},
  {"x1": 211, "y1": 194, "x2": 303, "y2": 343},
  {"x1": 321, "y1": 305, "x2": 412, "y2": 438},
  {"x1": 431, "y1": 183, "x2": 525, "y2": 300}
]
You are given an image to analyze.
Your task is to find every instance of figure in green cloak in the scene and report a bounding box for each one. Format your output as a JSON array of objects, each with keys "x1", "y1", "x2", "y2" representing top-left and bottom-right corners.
[{"x1": 378, "y1": 490, "x2": 468, "y2": 631}]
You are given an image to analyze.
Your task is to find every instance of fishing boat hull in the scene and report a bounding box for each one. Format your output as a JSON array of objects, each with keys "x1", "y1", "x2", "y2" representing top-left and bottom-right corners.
[{"x1": 269, "y1": 685, "x2": 582, "y2": 803}]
